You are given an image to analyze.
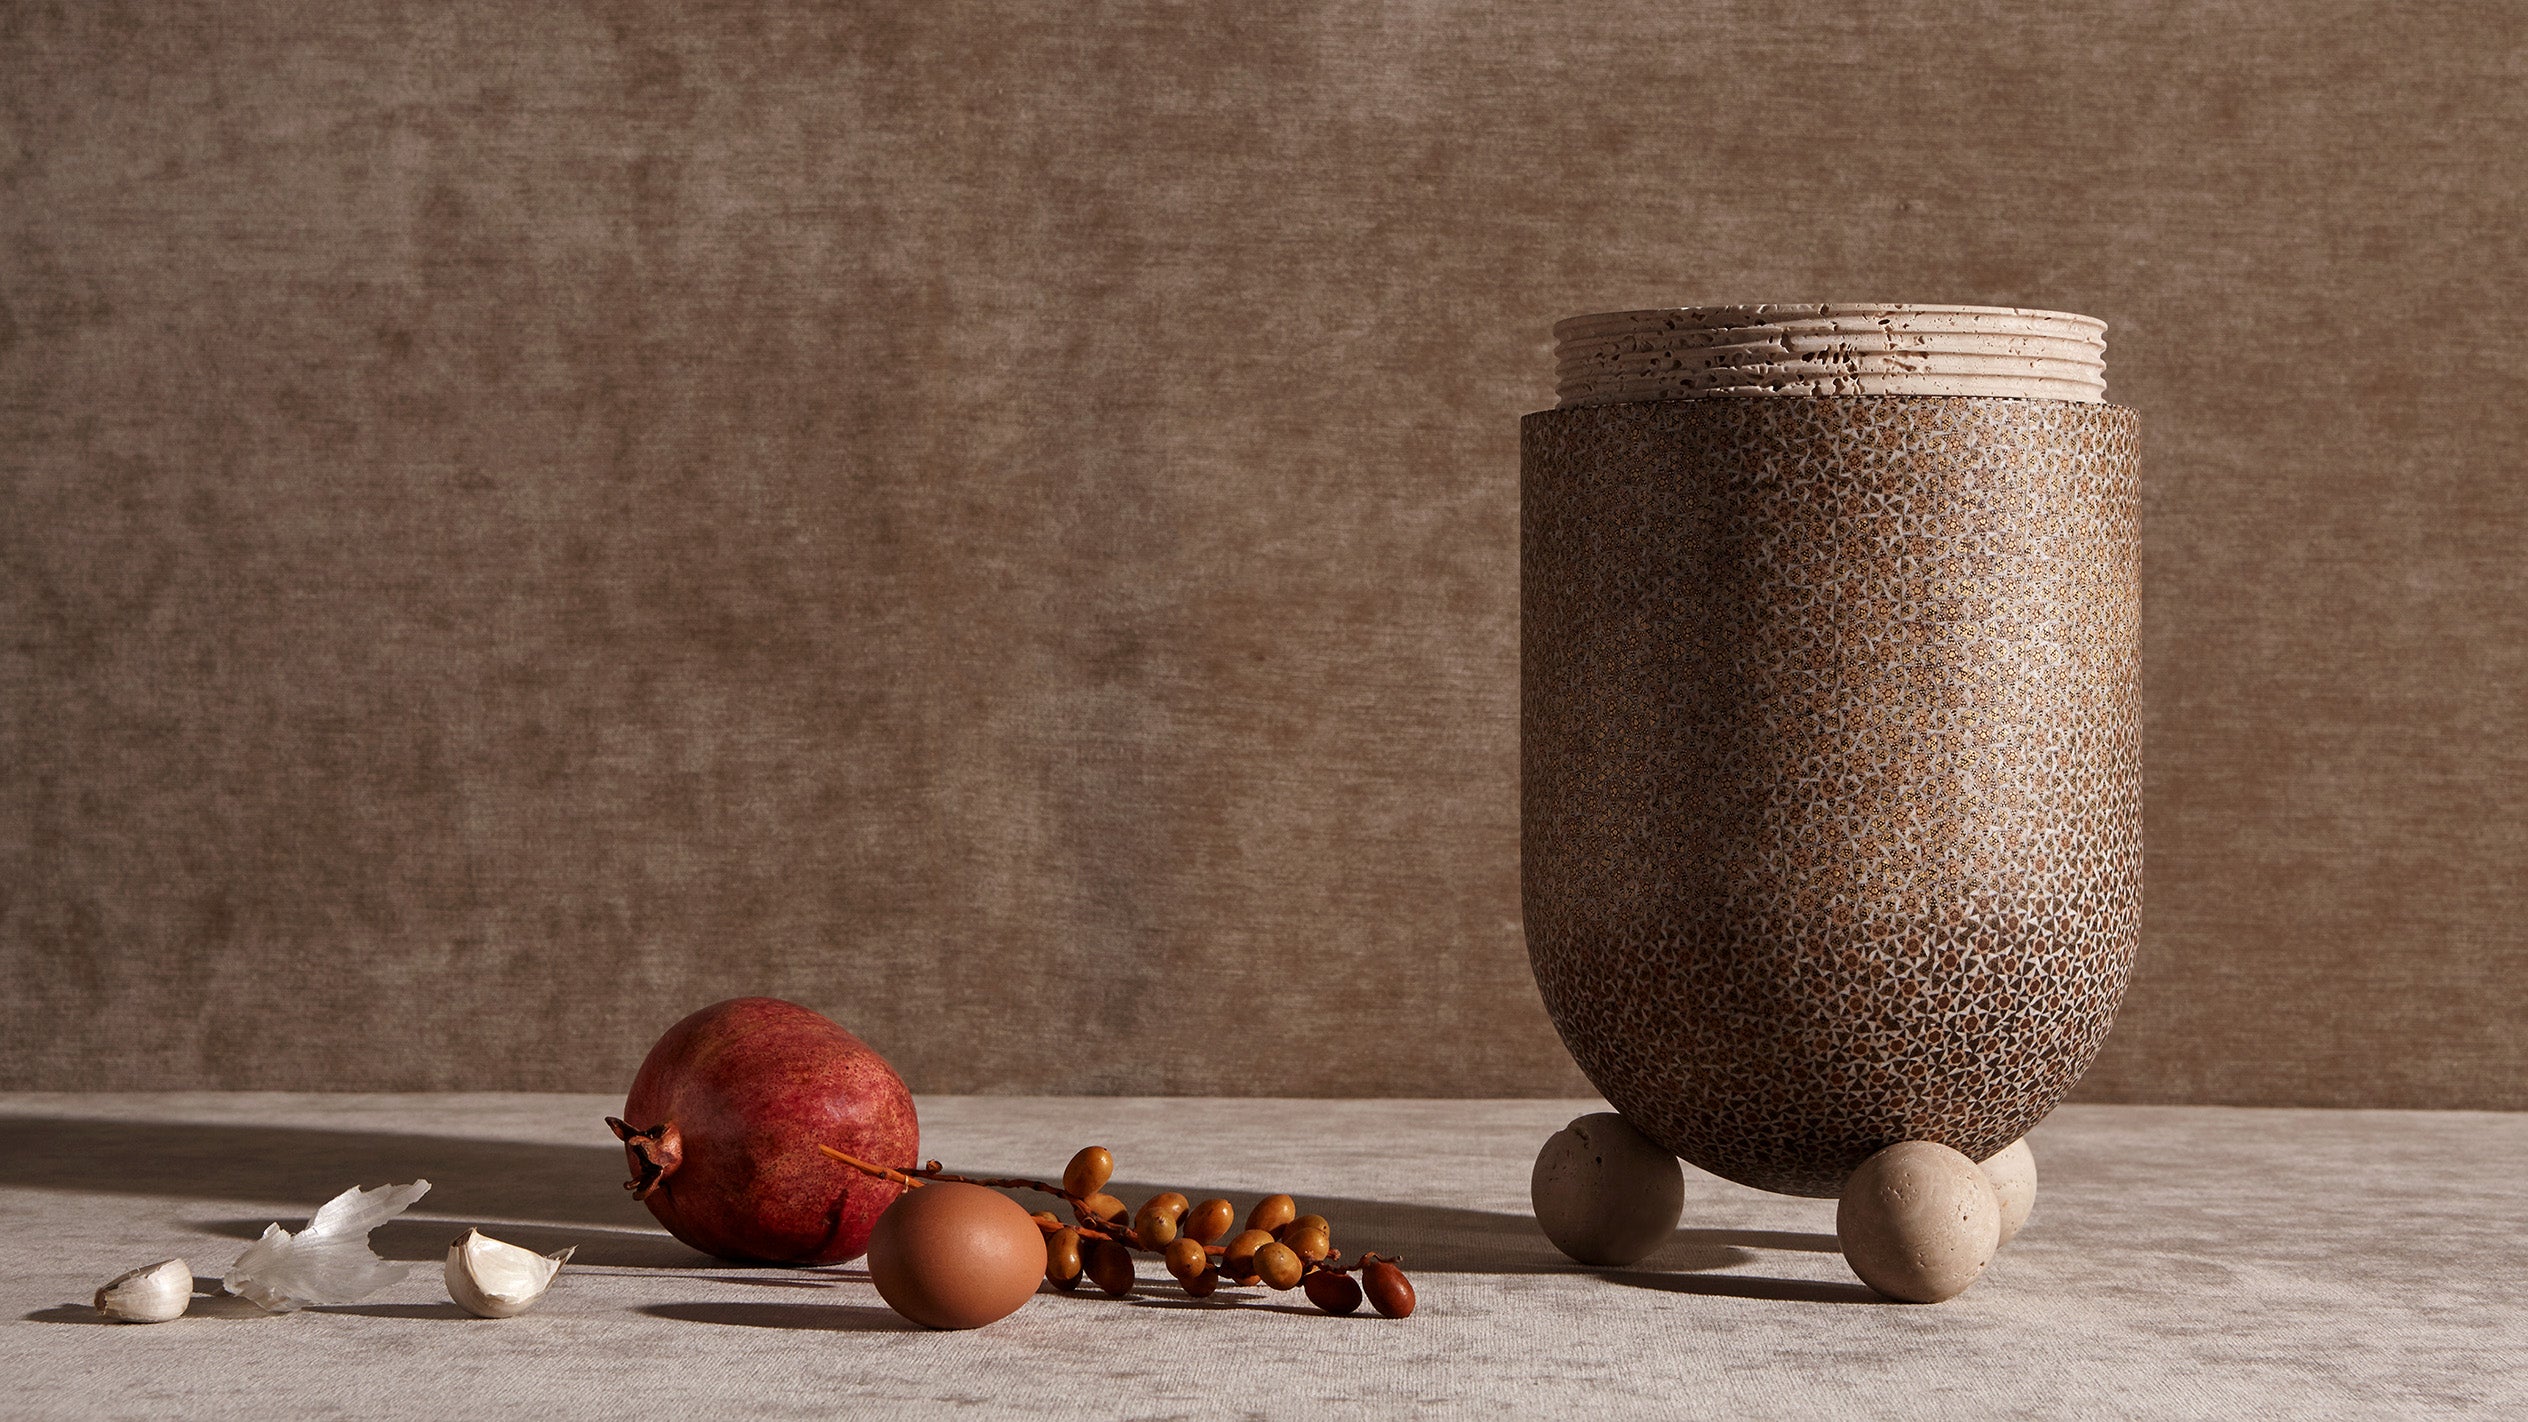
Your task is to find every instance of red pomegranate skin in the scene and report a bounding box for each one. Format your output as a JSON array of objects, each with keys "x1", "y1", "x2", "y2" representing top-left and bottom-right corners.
[{"x1": 612, "y1": 998, "x2": 918, "y2": 1265}]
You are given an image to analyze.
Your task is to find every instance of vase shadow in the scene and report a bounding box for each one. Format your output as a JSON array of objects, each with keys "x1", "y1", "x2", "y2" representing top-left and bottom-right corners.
[
  {"x1": 1599, "y1": 1270, "x2": 1885, "y2": 1304},
  {"x1": 192, "y1": 1216, "x2": 713, "y2": 1268},
  {"x1": 639, "y1": 1301, "x2": 915, "y2": 1332},
  {"x1": 1671, "y1": 1227, "x2": 1842, "y2": 1255},
  {"x1": 1095, "y1": 1176, "x2": 1700, "y2": 1275},
  {"x1": 6, "y1": 1114, "x2": 1840, "y2": 1287},
  {"x1": 4, "y1": 1114, "x2": 640, "y2": 1227},
  {"x1": 312, "y1": 1302, "x2": 478, "y2": 1320},
  {"x1": 1099, "y1": 1178, "x2": 1836, "y2": 1278}
]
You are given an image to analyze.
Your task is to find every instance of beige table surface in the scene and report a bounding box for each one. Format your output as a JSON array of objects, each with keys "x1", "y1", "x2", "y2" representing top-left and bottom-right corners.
[{"x1": 4, "y1": 1094, "x2": 2523, "y2": 1419}]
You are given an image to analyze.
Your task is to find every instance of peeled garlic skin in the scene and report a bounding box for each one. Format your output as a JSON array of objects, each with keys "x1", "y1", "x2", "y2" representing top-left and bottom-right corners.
[
  {"x1": 95, "y1": 1258, "x2": 192, "y2": 1323},
  {"x1": 224, "y1": 1179, "x2": 431, "y2": 1311},
  {"x1": 445, "y1": 1230, "x2": 571, "y2": 1318}
]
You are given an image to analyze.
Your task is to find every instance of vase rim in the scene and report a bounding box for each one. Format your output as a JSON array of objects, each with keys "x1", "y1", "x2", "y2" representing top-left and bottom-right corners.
[{"x1": 1551, "y1": 304, "x2": 2109, "y2": 407}]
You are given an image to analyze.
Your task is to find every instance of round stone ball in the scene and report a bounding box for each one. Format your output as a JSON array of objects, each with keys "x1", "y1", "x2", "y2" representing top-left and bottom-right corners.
[
  {"x1": 1837, "y1": 1141, "x2": 2000, "y2": 1303},
  {"x1": 1531, "y1": 1112, "x2": 1686, "y2": 1266},
  {"x1": 1978, "y1": 1138, "x2": 2038, "y2": 1246}
]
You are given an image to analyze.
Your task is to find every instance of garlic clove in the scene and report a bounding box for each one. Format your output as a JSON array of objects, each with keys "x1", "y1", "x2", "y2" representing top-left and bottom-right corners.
[
  {"x1": 445, "y1": 1230, "x2": 572, "y2": 1318},
  {"x1": 95, "y1": 1258, "x2": 193, "y2": 1323}
]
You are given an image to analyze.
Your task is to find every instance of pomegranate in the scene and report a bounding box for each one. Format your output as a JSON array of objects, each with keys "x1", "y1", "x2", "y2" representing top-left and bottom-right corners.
[{"x1": 607, "y1": 997, "x2": 918, "y2": 1264}]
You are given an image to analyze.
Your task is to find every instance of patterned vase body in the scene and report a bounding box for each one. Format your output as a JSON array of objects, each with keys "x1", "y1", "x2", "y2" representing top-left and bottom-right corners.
[{"x1": 1521, "y1": 396, "x2": 2140, "y2": 1197}]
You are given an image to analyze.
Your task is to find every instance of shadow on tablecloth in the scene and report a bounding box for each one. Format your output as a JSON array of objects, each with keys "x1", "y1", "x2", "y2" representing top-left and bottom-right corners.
[{"x1": 6, "y1": 1115, "x2": 1850, "y2": 1293}]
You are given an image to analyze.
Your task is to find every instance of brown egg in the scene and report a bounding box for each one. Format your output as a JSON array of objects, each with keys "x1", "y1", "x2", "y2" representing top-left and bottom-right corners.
[{"x1": 866, "y1": 1182, "x2": 1045, "y2": 1330}]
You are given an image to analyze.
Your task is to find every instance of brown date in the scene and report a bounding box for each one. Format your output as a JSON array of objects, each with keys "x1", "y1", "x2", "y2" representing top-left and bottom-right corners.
[
  {"x1": 1084, "y1": 1238, "x2": 1136, "y2": 1297},
  {"x1": 1303, "y1": 1268, "x2": 1364, "y2": 1315},
  {"x1": 1045, "y1": 1226, "x2": 1083, "y2": 1289},
  {"x1": 1135, "y1": 1192, "x2": 1189, "y2": 1247},
  {"x1": 1163, "y1": 1237, "x2": 1209, "y2": 1283},
  {"x1": 1361, "y1": 1258, "x2": 1415, "y2": 1318},
  {"x1": 1254, "y1": 1241, "x2": 1304, "y2": 1291},
  {"x1": 1183, "y1": 1198, "x2": 1237, "y2": 1244},
  {"x1": 1223, "y1": 1228, "x2": 1274, "y2": 1283},
  {"x1": 1063, "y1": 1146, "x2": 1114, "y2": 1198},
  {"x1": 1246, "y1": 1194, "x2": 1297, "y2": 1235}
]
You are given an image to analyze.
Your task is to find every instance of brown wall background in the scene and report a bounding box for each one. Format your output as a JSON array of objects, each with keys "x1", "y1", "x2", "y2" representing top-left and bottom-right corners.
[{"x1": 5, "y1": 2, "x2": 2522, "y2": 1105}]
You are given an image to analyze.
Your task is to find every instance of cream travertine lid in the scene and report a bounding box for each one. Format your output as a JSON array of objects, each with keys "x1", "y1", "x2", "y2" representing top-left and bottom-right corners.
[{"x1": 1552, "y1": 304, "x2": 2107, "y2": 406}]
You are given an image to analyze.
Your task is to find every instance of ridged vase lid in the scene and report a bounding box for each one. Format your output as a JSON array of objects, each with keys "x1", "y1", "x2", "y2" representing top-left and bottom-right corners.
[{"x1": 1552, "y1": 303, "x2": 2108, "y2": 407}]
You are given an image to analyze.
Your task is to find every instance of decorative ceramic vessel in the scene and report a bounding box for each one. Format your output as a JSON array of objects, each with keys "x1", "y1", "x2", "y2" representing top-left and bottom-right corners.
[{"x1": 1521, "y1": 305, "x2": 2140, "y2": 1197}]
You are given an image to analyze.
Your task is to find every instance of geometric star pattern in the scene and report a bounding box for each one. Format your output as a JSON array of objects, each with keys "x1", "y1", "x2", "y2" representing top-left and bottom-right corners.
[{"x1": 1521, "y1": 396, "x2": 2140, "y2": 1197}]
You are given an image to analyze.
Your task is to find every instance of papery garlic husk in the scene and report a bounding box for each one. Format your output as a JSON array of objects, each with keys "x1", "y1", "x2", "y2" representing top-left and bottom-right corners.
[
  {"x1": 224, "y1": 1179, "x2": 431, "y2": 1312},
  {"x1": 95, "y1": 1258, "x2": 193, "y2": 1323},
  {"x1": 445, "y1": 1229, "x2": 572, "y2": 1318}
]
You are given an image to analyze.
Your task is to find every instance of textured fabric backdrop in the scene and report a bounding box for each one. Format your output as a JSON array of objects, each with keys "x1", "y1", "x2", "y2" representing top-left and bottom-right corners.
[{"x1": 5, "y1": 2, "x2": 2522, "y2": 1103}]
